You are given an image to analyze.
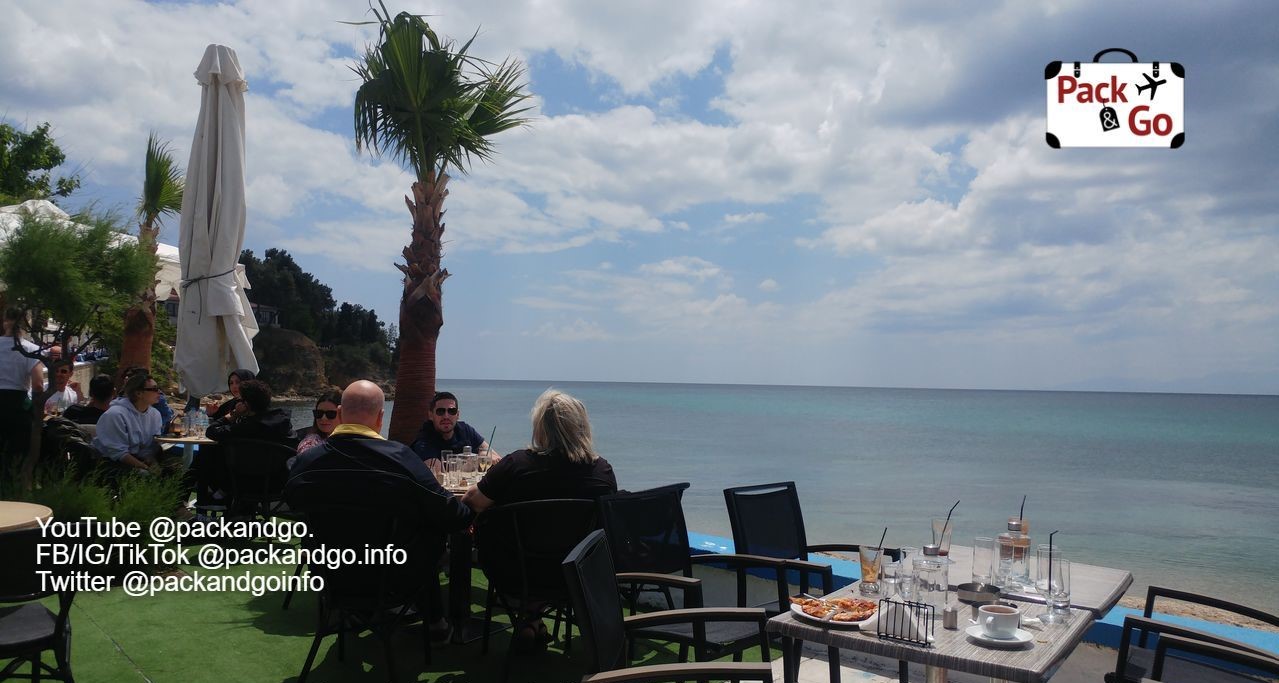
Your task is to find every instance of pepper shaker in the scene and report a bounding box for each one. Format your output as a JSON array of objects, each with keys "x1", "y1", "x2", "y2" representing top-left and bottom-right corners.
[{"x1": 942, "y1": 605, "x2": 959, "y2": 629}]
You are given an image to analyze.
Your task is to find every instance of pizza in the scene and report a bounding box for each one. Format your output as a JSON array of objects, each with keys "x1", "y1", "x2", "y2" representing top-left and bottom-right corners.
[{"x1": 789, "y1": 596, "x2": 877, "y2": 622}]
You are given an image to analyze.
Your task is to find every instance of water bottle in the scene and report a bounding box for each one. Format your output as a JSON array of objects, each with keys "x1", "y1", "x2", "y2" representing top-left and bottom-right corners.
[
  {"x1": 195, "y1": 407, "x2": 209, "y2": 437},
  {"x1": 996, "y1": 518, "x2": 1031, "y2": 589}
]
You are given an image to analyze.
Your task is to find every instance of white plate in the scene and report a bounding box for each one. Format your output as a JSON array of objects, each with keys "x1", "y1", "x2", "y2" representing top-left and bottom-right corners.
[
  {"x1": 789, "y1": 601, "x2": 878, "y2": 629},
  {"x1": 964, "y1": 625, "x2": 1034, "y2": 647}
]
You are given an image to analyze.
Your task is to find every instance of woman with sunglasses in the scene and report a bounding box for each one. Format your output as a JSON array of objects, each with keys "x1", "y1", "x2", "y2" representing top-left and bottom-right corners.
[
  {"x1": 295, "y1": 390, "x2": 342, "y2": 454},
  {"x1": 91, "y1": 371, "x2": 166, "y2": 473}
]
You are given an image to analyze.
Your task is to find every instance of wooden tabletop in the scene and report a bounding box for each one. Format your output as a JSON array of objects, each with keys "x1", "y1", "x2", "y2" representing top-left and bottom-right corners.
[
  {"x1": 155, "y1": 435, "x2": 216, "y2": 445},
  {"x1": 769, "y1": 585, "x2": 1095, "y2": 683},
  {"x1": 0, "y1": 500, "x2": 53, "y2": 533},
  {"x1": 941, "y1": 544, "x2": 1132, "y2": 616}
]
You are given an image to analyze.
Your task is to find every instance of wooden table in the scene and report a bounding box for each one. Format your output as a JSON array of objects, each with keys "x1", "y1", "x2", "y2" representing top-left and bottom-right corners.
[
  {"x1": 772, "y1": 552, "x2": 1133, "y2": 683},
  {"x1": 0, "y1": 501, "x2": 53, "y2": 533},
  {"x1": 155, "y1": 435, "x2": 215, "y2": 469},
  {"x1": 942, "y1": 544, "x2": 1132, "y2": 616}
]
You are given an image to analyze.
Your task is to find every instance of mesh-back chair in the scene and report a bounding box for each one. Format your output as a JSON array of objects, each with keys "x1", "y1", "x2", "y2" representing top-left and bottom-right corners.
[
  {"x1": 285, "y1": 468, "x2": 443, "y2": 683},
  {"x1": 724, "y1": 482, "x2": 901, "y2": 598},
  {"x1": 598, "y1": 483, "x2": 788, "y2": 663},
  {"x1": 1147, "y1": 634, "x2": 1279, "y2": 683},
  {"x1": 1106, "y1": 586, "x2": 1279, "y2": 683},
  {"x1": 0, "y1": 527, "x2": 75, "y2": 682},
  {"x1": 224, "y1": 438, "x2": 296, "y2": 520},
  {"x1": 473, "y1": 499, "x2": 599, "y2": 683},
  {"x1": 724, "y1": 481, "x2": 902, "y2": 683},
  {"x1": 563, "y1": 530, "x2": 773, "y2": 683}
]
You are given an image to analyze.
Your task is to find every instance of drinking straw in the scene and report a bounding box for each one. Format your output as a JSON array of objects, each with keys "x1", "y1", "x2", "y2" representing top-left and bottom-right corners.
[
  {"x1": 487, "y1": 425, "x2": 497, "y2": 454},
  {"x1": 1019, "y1": 495, "x2": 1027, "y2": 520},
  {"x1": 1048, "y1": 529, "x2": 1060, "y2": 592},
  {"x1": 876, "y1": 526, "x2": 888, "y2": 554},
  {"x1": 941, "y1": 499, "x2": 960, "y2": 540}
]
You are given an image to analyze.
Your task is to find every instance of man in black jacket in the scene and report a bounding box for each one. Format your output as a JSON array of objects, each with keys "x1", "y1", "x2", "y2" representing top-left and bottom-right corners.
[{"x1": 288, "y1": 379, "x2": 473, "y2": 641}]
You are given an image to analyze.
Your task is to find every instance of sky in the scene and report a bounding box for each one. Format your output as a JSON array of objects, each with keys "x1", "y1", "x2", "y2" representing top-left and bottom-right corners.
[{"x1": 2, "y1": 0, "x2": 1277, "y2": 394}]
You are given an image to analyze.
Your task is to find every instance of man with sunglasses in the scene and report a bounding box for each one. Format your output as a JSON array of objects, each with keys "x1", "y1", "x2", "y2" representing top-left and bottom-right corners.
[{"x1": 409, "y1": 391, "x2": 494, "y2": 464}]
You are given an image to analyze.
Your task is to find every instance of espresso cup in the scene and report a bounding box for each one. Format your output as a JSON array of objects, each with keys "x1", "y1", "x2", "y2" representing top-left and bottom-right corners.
[{"x1": 978, "y1": 603, "x2": 1021, "y2": 638}]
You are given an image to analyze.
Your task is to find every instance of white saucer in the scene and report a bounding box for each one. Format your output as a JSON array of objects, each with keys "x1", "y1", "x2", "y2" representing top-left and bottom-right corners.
[{"x1": 964, "y1": 625, "x2": 1034, "y2": 647}]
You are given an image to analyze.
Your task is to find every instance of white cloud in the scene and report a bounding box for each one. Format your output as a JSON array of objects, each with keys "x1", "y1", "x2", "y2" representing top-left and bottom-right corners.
[
  {"x1": 758, "y1": 278, "x2": 778, "y2": 291},
  {"x1": 533, "y1": 318, "x2": 612, "y2": 341}
]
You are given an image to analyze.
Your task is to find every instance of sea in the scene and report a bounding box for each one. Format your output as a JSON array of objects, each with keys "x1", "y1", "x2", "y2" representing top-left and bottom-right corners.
[{"x1": 285, "y1": 380, "x2": 1279, "y2": 613}]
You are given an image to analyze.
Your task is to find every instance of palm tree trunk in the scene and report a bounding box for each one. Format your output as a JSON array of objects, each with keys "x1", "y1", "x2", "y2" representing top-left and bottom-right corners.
[
  {"x1": 387, "y1": 174, "x2": 451, "y2": 444},
  {"x1": 118, "y1": 220, "x2": 160, "y2": 381}
]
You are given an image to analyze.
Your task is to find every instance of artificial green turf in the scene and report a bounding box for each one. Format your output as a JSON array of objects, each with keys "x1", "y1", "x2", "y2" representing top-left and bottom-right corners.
[{"x1": 22, "y1": 540, "x2": 764, "y2": 683}]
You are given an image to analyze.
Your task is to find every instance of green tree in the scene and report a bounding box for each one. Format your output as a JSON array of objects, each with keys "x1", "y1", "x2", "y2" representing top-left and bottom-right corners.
[
  {"x1": 350, "y1": 3, "x2": 531, "y2": 442},
  {"x1": 0, "y1": 121, "x2": 81, "y2": 205},
  {"x1": 0, "y1": 208, "x2": 156, "y2": 486},
  {"x1": 119, "y1": 132, "x2": 184, "y2": 379},
  {"x1": 240, "y1": 248, "x2": 336, "y2": 338}
]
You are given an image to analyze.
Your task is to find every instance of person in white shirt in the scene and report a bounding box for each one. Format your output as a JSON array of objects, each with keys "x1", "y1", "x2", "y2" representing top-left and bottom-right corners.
[
  {"x1": 0, "y1": 307, "x2": 42, "y2": 462},
  {"x1": 43, "y1": 362, "x2": 80, "y2": 414}
]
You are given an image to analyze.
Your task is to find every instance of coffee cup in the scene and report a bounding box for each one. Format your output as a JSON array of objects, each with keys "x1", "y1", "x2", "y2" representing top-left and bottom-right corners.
[{"x1": 978, "y1": 603, "x2": 1021, "y2": 638}]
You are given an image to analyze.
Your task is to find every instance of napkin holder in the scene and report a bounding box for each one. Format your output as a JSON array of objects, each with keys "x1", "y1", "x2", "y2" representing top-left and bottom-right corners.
[{"x1": 876, "y1": 599, "x2": 934, "y2": 647}]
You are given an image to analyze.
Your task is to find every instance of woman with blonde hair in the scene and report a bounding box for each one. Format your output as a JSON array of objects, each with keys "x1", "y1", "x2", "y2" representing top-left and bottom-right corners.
[{"x1": 462, "y1": 388, "x2": 617, "y2": 514}]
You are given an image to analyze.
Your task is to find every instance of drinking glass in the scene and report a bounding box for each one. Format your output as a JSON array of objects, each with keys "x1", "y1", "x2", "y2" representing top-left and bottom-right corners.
[
  {"x1": 879, "y1": 556, "x2": 902, "y2": 599},
  {"x1": 931, "y1": 518, "x2": 954, "y2": 556},
  {"x1": 858, "y1": 546, "x2": 882, "y2": 595},
  {"x1": 972, "y1": 536, "x2": 996, "y2": 584},
  {"x1": 895, "y1": 546, "x2": 919, "y2": 601},
  {"x1": 1036, "y1": 545, "x2": 1071, "y2": 623}
]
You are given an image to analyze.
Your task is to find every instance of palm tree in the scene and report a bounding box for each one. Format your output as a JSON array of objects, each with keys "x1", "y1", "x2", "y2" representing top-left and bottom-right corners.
[
  {"x1": 118, "y1": 132, "x2": 183, "y2": 377},
  {"x1": 352, "y1": 3, "x2": 530, "y2": 443}
]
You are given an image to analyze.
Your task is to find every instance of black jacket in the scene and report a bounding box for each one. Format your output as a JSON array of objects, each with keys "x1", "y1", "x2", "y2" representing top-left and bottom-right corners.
[{"x1": 207, "y1": 407, "x2": 296, "y2": 447}]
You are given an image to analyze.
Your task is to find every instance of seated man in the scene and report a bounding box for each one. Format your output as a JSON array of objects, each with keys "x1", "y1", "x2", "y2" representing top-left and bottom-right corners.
[
  {"x1": 91, "y1": 372, "x2": 166, "y2": 473},
  {"x1": 409, "y1": 391, "x2": 495, "y2": 464},
  {"x1": 43, "y1": 361, "x2": 80, "y2": 414},
  {"x1": 289, "y1": 380, "x2": 473, "y2": 640},
  {"x1": 64, "y1": 374, "x2": 115, "y2": 424}
]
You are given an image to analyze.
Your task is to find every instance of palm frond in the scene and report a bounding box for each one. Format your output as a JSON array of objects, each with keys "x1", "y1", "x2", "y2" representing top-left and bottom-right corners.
[
  {"x1": 136, "y1": 131, "x2": 184, "y2": 227},
  {"x1": 351, "y1": 6, "x2": 532, "y2": 181}
]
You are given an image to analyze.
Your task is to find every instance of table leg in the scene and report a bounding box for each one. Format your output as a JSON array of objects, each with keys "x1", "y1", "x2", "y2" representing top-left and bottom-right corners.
[
  {"x1": 924, "y1": 664, "x2": 947, "y2": 683},
  {"x1": 827, "y1": 645, "x2": 841, "y2": 683},
  {"x1": 181, "y1": 443, "x2": 196, "y2": 470},
  {"x1": 780, "y1": 636, "x2": 798, "y2": 683}
]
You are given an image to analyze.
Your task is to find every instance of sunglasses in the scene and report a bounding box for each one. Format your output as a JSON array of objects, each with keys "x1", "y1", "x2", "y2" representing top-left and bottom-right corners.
[
  {"x1": 433, "y1": 407, "x2": 459, "y2": 416},
  {"x1": 312, "y1": 409, "x2": 338, "y2": 419},
  {"x1": 141, "y1": 386, "x2": 161, "y2": 392}
]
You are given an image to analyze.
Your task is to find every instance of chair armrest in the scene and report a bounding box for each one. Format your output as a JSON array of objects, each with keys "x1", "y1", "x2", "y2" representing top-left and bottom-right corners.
[
  {"x1": 808, "y1": 543, "x2": 902, "y2": 561},
  {"x1": 617, "y1": 572, "x2": 703, "y2": 607},
  {"x1": 689, "y1": 553, "x2": 785, "y2": 571},
  {"x1": 624, "y1": 607, "x2": 768, "y2": 631},
  {"x1": 1152, "y1": 633, "x2": 1279, "y2": 680},
  {"x1": 581, "y1": 661, "x2": 773, "y2": 683},
  {"x1": 1114, "y1": 613, "x2": 1278, "y2": 681}
]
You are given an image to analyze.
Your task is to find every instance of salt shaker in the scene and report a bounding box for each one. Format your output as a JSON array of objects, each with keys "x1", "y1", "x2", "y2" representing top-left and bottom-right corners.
[{"x1": 942, "y1": 605, "x2": 959, "y2": 629}]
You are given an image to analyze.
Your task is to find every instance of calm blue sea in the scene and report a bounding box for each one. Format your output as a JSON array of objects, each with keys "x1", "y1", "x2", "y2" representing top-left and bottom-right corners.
[{"x1": 290, "y1": 380, "x2": 1279, "y2": 612}]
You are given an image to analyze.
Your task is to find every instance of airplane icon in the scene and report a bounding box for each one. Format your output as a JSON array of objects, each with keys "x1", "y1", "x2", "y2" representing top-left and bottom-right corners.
[{"x1": 1136, "y1": 72, "x2": 1166, "y2": 100}]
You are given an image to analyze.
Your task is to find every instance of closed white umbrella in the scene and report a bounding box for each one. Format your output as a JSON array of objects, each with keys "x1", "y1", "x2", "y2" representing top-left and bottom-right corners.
[{"x1": 174, "y1": 44, "x2": 258, "y2": 397}]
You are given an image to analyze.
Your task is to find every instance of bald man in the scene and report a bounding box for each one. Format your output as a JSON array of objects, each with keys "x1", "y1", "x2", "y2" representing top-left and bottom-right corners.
[{"x1": 286, "y1": 380, "x2": 472, "y2": 641}]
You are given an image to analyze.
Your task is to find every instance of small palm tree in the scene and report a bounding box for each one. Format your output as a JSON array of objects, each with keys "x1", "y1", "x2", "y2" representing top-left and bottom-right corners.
[
  {"x1": 119, "y1": 131, "x2": 184, "y2": 377},
  {"x1": 352, "y1": 2, "x2": 530, "y2": 443}
]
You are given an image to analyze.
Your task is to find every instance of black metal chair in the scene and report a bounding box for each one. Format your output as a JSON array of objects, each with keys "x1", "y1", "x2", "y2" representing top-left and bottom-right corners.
[
  {"x1": 473, "y1": 498, "x2": 599, "y2": 683},
  {"x1": 1144, "y1": 633, "x2": 1279, "y2": 682},
  {"x1": 223, "y1": 438, "x2": 296, "y2": 520},
  {"x1": 724, "y1": 481, "x2": 901, "y2": 683},
  {"x1": 0, "y1": 527, "x2": 75, "y2": 682},
  {"x1": 563, "y1": 529, "x2": 773, "y2": 683},
  {"x1": 1106, "y1": 586, "x2": 1279, "y2": 683},
  {"x1": 284, "y1": 468, "x2": 443, "y2": 683},
  {"x1": 723, "y1": 481, "x2": 900, "y2": 599},
  {"x1": 598, "y1": 483, "x2": 789, "y2": 663}
]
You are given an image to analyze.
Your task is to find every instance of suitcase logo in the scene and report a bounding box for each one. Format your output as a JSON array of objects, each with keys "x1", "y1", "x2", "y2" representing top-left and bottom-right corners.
[{"x1": 1046, "y1": 48, "x2": 1184, "y2": 148}]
